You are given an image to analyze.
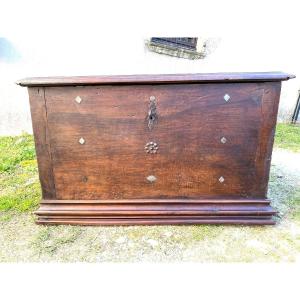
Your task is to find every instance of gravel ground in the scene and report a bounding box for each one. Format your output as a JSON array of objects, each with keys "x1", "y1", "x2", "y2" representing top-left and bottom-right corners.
[{"x1": 0, "y1": 148, "x2": 299, "y2": 262}]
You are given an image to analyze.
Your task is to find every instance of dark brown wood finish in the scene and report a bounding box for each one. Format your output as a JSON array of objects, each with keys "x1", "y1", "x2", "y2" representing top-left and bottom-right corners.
[
  {"x1": 28, "y1": 88, "x2": 56, "y2": 199},
  {"x1": 46, "y1": 83, "x2": 267, "y2": 199},
  {"x1": 19, "y1": 72, "x2": 295, "y2": 225},
  {"x1": 17, "y1": 72, "x2": 295, "y2": 87}
]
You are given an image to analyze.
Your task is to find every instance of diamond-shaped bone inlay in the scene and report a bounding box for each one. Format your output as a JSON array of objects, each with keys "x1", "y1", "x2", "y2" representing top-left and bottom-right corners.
[
  {"x1": 220, "y1": 137, "x2": 227, "y2": 144},
  {"x1": 147, "y1": 175, "x2": 157, "y2": 183},
  {"x1": 75, "y1": 96, "x2": 82, "y2": 104},
  {"x1": 219, "y1": 176, "x2": 225, "y2": 183},
  {"x1": 224, "y1": 94, "x2": 230, "y2": 102},
  {"x1": 145, "y1": 141, "x2": 158, "y2": 154},
  {"x1": 79, "y1": 137, "x2": 85, "y2": 144}
]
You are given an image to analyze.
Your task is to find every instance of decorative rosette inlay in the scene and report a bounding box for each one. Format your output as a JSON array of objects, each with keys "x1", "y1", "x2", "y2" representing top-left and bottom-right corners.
[{"x1": 145, "y1": 142, "x2": 158, "y2": 154}]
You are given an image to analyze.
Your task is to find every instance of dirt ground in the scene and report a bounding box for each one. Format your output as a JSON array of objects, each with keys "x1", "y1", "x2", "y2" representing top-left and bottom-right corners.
[{"x1": 0, "y1": 148, "x2": 299, "y2": 262}]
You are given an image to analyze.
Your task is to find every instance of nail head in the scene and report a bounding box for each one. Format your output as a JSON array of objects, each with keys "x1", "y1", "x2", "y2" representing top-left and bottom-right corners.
[
  {"x1": 75, "y1": 96, "x2": 82, "y2": 104},
  {"x1": 147, "y1": 175, "x2": 157, "y2": 183},
  {"x1": 224, "y1": 94, "x2": 230, "y2": 102},
  {"x1": 221, "y1": 137, "x2": 227, "y2": 144}
]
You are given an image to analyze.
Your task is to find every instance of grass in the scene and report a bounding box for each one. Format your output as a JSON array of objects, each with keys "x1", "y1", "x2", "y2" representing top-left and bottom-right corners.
[
  {"x1": 0, "y1": 134, "x2": 36, "y2": 173},
  {"x1": 0, "y1": 133, "x2": 40, "y2": 211},
  {"x1": 274, "y1": 123, "x2": 300, "y2": 152},
  {"x1": 31, "y1": 226, "x2": 83, "y2": 255},
  {"x1": 289, "y1": 190, "x2": 300, "y2": 221}
]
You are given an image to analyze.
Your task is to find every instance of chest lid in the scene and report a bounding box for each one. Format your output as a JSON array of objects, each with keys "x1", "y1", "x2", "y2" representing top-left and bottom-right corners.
[{"x1": 16, "y1": 72, "x2": 295, "y2": 87}]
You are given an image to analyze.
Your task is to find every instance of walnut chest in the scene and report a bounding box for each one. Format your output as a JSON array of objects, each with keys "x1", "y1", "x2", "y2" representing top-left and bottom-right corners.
[{"x1": 17, "y1": 72, "x2": 295, "y2": 225}]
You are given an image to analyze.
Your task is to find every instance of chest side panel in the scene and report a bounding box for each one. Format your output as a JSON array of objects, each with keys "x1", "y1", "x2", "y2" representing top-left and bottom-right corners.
[
  {"x1": 27, "y1": 87, "x2": 56, "y2": 199},
  {"x1": 44, "y1": 82, "x2": 279, "y2": 200}
]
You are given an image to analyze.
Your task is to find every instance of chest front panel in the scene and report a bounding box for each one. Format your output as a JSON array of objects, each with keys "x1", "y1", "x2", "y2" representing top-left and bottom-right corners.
[{"x1": 44, "y1": 83, "x2": 273, "y2": 200}]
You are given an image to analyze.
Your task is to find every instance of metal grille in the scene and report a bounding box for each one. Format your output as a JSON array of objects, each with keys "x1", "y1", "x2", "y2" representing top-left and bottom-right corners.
[{"x1": 151, "y1": 38, "x2": 198, "y2": 50}]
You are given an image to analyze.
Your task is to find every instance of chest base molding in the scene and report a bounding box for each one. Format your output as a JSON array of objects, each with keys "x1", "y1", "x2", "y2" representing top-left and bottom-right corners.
[{"x1": 35, "y1": 198, "x2": 276, "y2": 225}]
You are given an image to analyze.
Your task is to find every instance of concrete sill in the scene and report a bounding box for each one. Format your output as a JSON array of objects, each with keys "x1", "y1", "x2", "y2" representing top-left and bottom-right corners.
[{"x1": 146, "y1": 40, "x2": 205, "y2": 60}]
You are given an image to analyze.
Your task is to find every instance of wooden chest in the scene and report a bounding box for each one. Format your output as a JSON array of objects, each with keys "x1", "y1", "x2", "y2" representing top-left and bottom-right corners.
[{"x1": 17, "y1": 72, "x2": 295, "y2": 225}]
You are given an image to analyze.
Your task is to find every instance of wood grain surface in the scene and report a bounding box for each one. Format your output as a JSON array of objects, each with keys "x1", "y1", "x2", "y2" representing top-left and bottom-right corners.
[
  {"x1": 44, "y1": 83, "x2": 275, "y2": 200},
  {"x1": 22, "y1": 72, "x2": 295, "y2": 225},
  {"x1": 17, "y1": 72, "x2": 295, "y2": 87},
  {"x1": 28, "y1": 88, "x2": 56, "y2": 199}
]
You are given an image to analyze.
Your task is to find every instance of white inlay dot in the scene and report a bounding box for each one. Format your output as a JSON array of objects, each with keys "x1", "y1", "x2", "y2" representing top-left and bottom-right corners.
[
  {"x1": 147, "y1": 175, "x2": 157, "y2": 183},
  {"x1": 219, "y1": 176, "x2": 225, "y2": 183},
  {"x1": 221, "y1": 137, "x2": 227, "y2": 144},
  {"x1": 75, "y1": 96, "x2": 82, "y2": 104},
  {"x1": 224, "y1": 94, "x2": 230, "y2": 102}
]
